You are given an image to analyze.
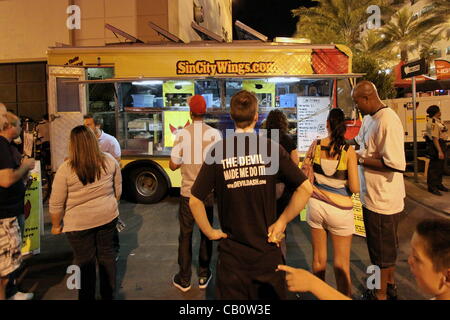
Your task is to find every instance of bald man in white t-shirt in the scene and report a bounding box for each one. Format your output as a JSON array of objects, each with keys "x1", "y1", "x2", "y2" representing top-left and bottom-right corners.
[{"x1": 352, "y1": 81, "x2": 406, "y2": 301}]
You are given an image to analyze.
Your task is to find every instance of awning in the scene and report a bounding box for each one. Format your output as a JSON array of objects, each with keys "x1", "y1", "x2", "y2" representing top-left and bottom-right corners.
[
  {"x1": 403, "y1": 79, "x2": 450, "y2": 93},
  {"x1": 61, "y1": 73, "x2": 365, "y2": 85},
  {"x1": 234, "y1": 20, "x2": 268, "y2": 42},
  {"x1": 394, "y1": 61, "x2": 427, "y2": 87},
  {"x1": 191, "y1": 22, "x2": 224, "y2": 42}
]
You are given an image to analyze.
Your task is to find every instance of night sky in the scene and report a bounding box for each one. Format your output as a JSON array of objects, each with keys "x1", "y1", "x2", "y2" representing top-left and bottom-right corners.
[{"x1": 232, "y1": 0, "x2": 318, "y2": 40}]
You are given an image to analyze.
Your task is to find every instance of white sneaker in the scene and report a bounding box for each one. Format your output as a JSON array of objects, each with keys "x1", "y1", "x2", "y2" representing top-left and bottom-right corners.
[{"x1": 8, "y1": 291, "x2": 34, "y2": 300}]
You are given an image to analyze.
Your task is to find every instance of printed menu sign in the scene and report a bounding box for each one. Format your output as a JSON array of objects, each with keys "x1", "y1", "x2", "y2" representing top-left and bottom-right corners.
[{"x1": 297, "y1": 97, "x2": 331, "y2": 152}]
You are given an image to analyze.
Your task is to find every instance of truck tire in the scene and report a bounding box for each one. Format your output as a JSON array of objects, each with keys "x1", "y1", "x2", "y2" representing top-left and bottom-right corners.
[{"x1": 127, "y1": 166, "x2": 168, "y2": 204}]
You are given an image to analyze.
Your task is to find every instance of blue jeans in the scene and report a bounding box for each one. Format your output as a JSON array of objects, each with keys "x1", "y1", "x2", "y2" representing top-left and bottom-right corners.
[{"x1": 66, "y1": 218, "x2": 117, "y2": 300}]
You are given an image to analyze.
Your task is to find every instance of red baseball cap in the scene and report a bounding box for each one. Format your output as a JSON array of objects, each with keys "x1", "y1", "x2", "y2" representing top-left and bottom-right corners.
[{"x1": 189, "y1": 95, "x2": 206, "y2": 114}]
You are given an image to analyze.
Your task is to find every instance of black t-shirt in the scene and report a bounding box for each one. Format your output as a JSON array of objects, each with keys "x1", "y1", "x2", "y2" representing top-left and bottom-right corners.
[
  {"x1": 191, "y1": 132, "x2": 307, "y2": 268},
  {"x1": 267, "y1": 130, "x2": 297, "y2": 154},
  {"x1": 279, "y1": 133, "x2": 296, "y2": 154},
  {"x1": 0, "y1": 136, "x2": 26, "y2": 219}
]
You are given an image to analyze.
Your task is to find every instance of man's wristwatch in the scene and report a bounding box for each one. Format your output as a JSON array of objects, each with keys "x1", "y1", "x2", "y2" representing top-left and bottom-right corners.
[{"x1": 358, "y1": 157, "x2": 365, "y2": 165}]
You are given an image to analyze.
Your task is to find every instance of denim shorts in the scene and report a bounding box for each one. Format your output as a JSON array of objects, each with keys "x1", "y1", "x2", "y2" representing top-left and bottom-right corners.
[{"x1": 363, "y1": 207, "x2": 405, "y2": 269}]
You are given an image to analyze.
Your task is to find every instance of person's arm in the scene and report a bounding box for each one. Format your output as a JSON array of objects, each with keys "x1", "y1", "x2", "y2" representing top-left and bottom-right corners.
[
  {"x1": 432, "y1": 136, "x2": 445, "y2": 160},
  {"x1": 277, "y1": 265, "x2": 351, "y2": 300},
  {"x1": 169, "y1": 159, "x2": 182, "y2": 171},
  {"x1": 268, "y1": 180, "x2": 313, "y2": 245},
  {"x1": 169, "y1": 132, "x2": 183, "y2": 171},
  {"x1": 356, "y1": 154, "x2": 387, "y2": 171},
  {"x1": 268, "y1": 146, "x2": 313, "y2": 245},
  {"x1": 190, "y1": 195, "x2": 227, "y2": 240},
  {"x1": 347, "y1": 146, "x2": 360, "y2": 194},
  {"x1": 113, "y1": 158, "x2": 122, "y2": 201},
  {"x1": 49, "y1": 164, "x2": 68, "y2": 235},
  {"x1": 50, "y1": 212, "x2": 64, "y2": 235},
  {"x1": 0, "y1": 158, "x2": 35, "y2": 188},
  {"x1": 429, "y1": 120, "x2": 445, "y2": 159},
  {"x1": 290, "y1": 149, "x2": 300, "y2": 166},
  {"x1": 189, "y1": 159, "x2": 226, "y2": 240},
  {"x1": 111, "y1": 139, "x2": 121, "y2": 163}
]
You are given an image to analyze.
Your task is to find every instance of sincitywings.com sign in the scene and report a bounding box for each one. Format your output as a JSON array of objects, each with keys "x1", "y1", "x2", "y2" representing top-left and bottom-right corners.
[{"x1": 176, "y1": 60, "x2": 277, "y2": 76}]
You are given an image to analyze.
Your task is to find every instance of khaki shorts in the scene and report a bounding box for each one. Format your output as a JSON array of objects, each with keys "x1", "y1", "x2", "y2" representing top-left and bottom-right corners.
[
  {"x1": 0, "y1": 217, "x2": 22, "y2": 278},
  {"x1": 307, "y1": 197, "x2": 355, "y2": 237}
]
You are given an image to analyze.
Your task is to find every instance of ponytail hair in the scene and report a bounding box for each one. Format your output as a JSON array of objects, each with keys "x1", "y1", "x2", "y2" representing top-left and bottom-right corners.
[{"x1": 327, "y1": 108, "x2": 346, "y2": 157}]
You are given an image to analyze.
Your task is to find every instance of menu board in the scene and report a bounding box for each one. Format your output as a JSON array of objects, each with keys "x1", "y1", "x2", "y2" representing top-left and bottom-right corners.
[{"x1": 297, "y1": 97, "x2": 331, "y2": 152}]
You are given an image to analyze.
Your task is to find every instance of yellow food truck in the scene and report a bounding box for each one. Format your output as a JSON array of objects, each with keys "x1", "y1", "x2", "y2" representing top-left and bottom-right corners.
[{"x1": 46, "y1": 41, "x2": 361, "y2": 203}]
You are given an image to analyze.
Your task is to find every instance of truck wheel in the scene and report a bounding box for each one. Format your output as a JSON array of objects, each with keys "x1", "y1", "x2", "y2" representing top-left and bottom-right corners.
[{"x1": 128, "y1": 166, "x2": 168, "y2": 204}]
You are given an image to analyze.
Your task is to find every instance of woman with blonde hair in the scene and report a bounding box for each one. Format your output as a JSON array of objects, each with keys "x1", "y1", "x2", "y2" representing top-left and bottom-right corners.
[{"x1": 50, "y1": 125, "x2": 121, "y2": 300}]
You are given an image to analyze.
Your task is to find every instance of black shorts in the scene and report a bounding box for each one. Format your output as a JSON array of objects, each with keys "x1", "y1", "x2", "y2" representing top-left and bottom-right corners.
[
  {"x1": 215, "y1": 253, "x2": 286, "y2": 300},
  {"x1": 363, "y1": 207, "x2": 405, "y2": 269}
]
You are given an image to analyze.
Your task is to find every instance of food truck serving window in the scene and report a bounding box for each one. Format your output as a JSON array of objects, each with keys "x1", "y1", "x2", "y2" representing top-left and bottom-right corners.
[{"x1": 89, "y1": 77, "x2": 338, "y2": 157}]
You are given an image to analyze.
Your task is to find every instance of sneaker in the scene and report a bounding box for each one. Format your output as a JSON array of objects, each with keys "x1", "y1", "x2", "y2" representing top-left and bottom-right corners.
[
  {"x1": 198, "y1": 273, "x2": 212, "y2": 289},
  {"x1": 428, "y1": 188, "x2": 442, "y2": 196},
  {"x1": 437, "y1": 185, "x2": 449, "y2": 192},
  {"x1": 387, "y1": 283, "x2": 398, "y2": 300},
  {"x1": 360, "y1": 289, "x2": 379, "y2": 300},
  {"x1": 173, "y1": 274, "x2": 191, "y2": 292},
  {"x1": 8, "y1": 291, "x2": 34, "y2": 300}
]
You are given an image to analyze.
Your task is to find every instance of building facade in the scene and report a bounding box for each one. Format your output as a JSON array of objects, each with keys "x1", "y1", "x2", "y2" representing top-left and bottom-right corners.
[
  {"x1": 0, "y1": 0, "x2": 232, "y2": 118},
  {"x1": 408, "y1": 0, "x2": 450, "y2": 63}
]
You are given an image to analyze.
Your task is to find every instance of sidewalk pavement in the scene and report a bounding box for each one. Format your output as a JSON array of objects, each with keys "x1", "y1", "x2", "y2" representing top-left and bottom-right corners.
[
  {"x1": 16, "y1": 176, "x2": 449, "y2": 300},
  {"x1": 404, "y1": 174, "x2": 450, "y2": 215}
]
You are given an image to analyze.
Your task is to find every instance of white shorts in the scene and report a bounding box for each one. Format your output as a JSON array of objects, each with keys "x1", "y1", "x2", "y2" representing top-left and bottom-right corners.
[{"x1": 306, "y1": 197, "x2": 355, "y2": 237}]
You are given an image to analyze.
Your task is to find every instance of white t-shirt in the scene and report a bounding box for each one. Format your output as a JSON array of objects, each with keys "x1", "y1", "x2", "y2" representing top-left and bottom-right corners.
[
  {"x1": 98, "y1": 130, "x2": 121, "y2": 160},
  {"x1": 355, "y1": 115, "x2": 373, "y2": 204},
  {"x1": 355, "y1": 115, "x2": 373, "y2": 150},
  {"x1": 358, "y1": 108, "x2": 406, "y2": 215},
  {"x1": 171, "y1": 121, "x2": 222, "y2": 198}
]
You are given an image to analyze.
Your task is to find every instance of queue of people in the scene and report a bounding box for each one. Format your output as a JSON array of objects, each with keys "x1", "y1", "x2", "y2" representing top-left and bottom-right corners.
[{"x1": 0, "y1": 80, "x2": 449, "y2": 301}]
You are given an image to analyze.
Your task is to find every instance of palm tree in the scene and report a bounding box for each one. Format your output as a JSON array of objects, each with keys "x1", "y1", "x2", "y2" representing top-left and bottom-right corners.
[
  {"x1": 420, "y1": 0, "x2": 450, "y2": 45},
  {"x1": 373, "y1": 7, "x2": 444, "y2": 62},
  {"x1": 356, "y1": 30, "x2": 398, "y2": 67},
  {"x1": 417, "y1": 28, "x2": 443, "y2": 62},
  {"x1": 419, "y1": 0, "x2": 450, "y2": 32},
  {"x1": 292, "y1": 0, "x2": 396, "y2": 48}
]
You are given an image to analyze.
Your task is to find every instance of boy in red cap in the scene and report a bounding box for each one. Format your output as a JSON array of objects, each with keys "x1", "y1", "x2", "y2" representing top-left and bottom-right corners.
[{"x1": 170, "y1": 95, "x2": 222, "y2": 292}]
